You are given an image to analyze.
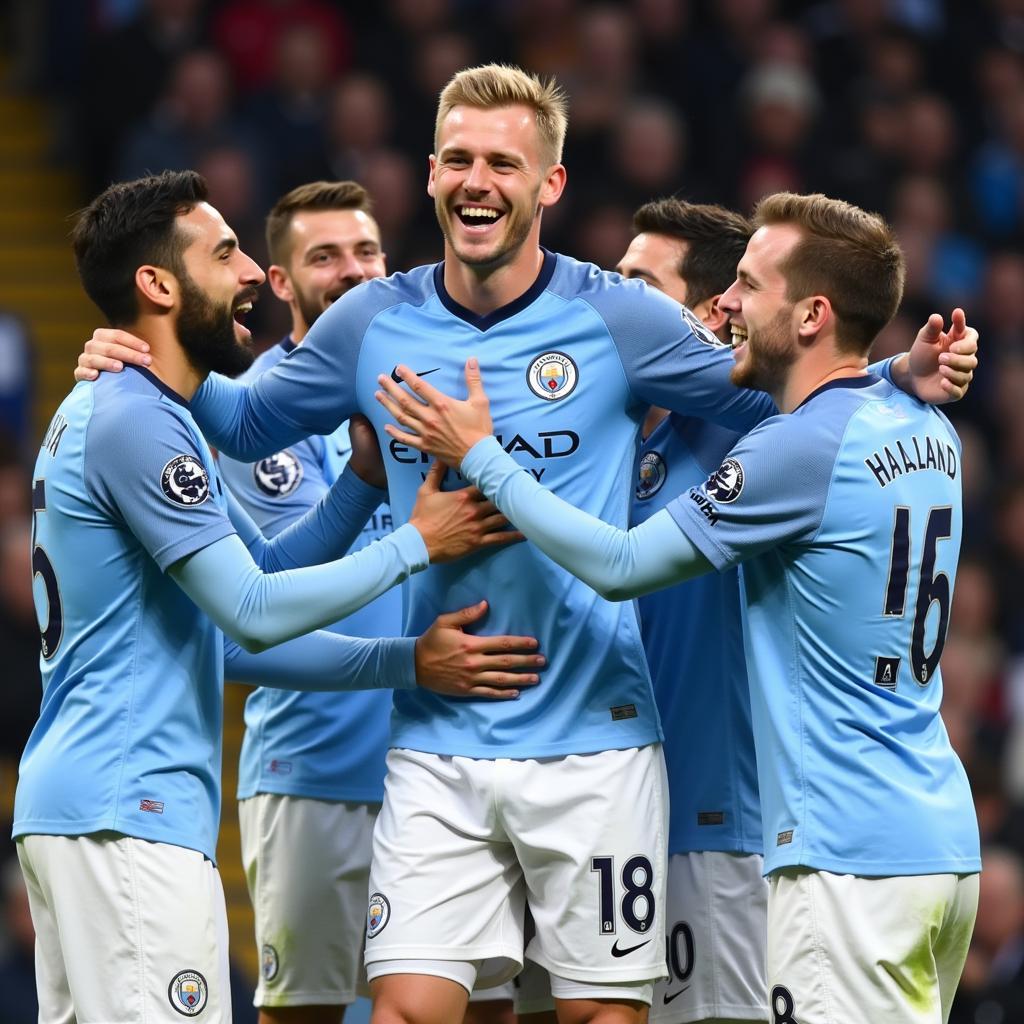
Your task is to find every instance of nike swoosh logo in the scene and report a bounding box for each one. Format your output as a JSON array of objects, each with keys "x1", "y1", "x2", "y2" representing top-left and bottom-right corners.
[
  {"x1": 610, "y1": 938, "x2": 652, "y2": 958},
  {"x1": 662, "y1": 986, "x2": 690, "y2": 1005},
  {"x1": 391, "y1": 366, "x2": 440, "y2": 383}
]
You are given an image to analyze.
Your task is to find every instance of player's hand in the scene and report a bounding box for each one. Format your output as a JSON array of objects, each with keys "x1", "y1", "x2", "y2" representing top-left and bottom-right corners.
[
  {"x1": 347, "y1": 414, "x2": 387, "y2": 490},
  {"x1": 414, "y1": 600, "x2": 544, "y2": 700},
  {"x1": 375, "y1": 357, "x2": 493, "y2": 467},
  {"x1": 409, "y1": 461, "x2": 522, "y2": 562},
  {"x1": 73, "y1": 328, "x2": 151, "y2": 381},
  {"x1": 903, "y1": 308, "x2": 978, "y2": 403}
]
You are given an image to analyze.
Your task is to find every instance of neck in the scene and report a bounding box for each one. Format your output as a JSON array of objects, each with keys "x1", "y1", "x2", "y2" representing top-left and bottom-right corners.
[
  {"x1": 442, "y1": 240, "x2": 545, "y2": 315},
  {"x1": 128, "y1": 313, "x2": 204, "y2": 400},
  {"x1": 290, "y1": 315, "x2": 308, "y2": 344},
  {"x1": 773, "y1": 353, "x2": 869, "y2": 413},
  {"x1": 642, "y1": 406, "x2": 669, "y2": 439}
]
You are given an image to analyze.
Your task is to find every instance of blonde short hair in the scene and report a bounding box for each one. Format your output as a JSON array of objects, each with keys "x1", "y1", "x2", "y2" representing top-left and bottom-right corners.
[{"x1": 435, "y1": 64, "x2": 568, "y2": 166}]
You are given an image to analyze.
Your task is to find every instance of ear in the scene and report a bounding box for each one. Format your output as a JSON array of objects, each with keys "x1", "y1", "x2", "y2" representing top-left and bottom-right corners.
[
  {"x1": 135, "y1": 265, "x2": 175, "y2": 311},
  {"x1": 797, "y1": 295, "x2": 831, "y2": 342},
  {"x1": 538, "y1": 163, "x2": 567, "y2": 209},
  {"x1": 267, "y1": 264, "x2": 294, "y2": 304},
  {"x1": 427, "y1": 154, "x2": 438, "y2": 199},
  {"x1": 694, "y1": 294, "x2": 729, "y2": 341}
]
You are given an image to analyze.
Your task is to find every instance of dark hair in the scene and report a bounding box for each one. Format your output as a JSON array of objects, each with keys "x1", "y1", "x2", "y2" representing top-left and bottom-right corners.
[
  {"x1": 753, "y1": 192, "x2": 906, "y2": 354},
  {"x1": 265, "y1": 180, "x2": 374, "y2": 266},
  {"x1": 71, "y1": 171, "x2": 208, "y2": 326},
  {"x1": 632, "y1": 199, "x2": 752, "y2": 307}
]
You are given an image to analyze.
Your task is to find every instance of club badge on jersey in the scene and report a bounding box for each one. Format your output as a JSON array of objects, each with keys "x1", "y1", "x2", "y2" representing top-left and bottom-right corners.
[
  {"x1": 367, "y1": 892, "x2": 391, "y2": 938},
  {"x1": 527, "y1": 351, "x2": 579, "y2": 401},
  {"x1": 168, "y1": 969, "x2": 208, "y2": 1017},
  {"x1": 636, "y1": 451, "x2": 668, "y2": 501}
]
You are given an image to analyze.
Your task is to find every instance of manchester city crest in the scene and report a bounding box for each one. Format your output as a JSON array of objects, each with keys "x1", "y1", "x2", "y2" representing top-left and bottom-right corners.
[
  {"x1": 261, "y1": 944, "x2": 279, "y2": 982},
  {"x1": 636, "y1": 451, "x2": 668, "y2": 501},
  {"x1": 527, "y1": 351, "x2": 578, "y2": 401},
  {"x1": 253, "y1": 449, "x2": 303, "y2": 497},
  {"x1": 703, "y1": 457, "x2": 745, "y2": 504},
  {"x1": 367, "y1": 892, "x2": 391, "y2": 939},
  {"x1": 161, "y1": 455, "x2": 210, "y2": 507},
  {"x1": 168, "y1": 969, "x2": 208, "y2": 1016}
]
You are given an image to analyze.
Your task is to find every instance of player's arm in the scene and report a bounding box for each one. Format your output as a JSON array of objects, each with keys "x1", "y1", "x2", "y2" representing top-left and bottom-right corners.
[
  {"x1": 223, "y1": 599, "x2": 544, "y2": 701},
  {"x1": 170, "y1": 462, "x2": 519, "y2": 652},
  {"x1": 73, "y1": 287, "x2": 383, "y2": 459}
]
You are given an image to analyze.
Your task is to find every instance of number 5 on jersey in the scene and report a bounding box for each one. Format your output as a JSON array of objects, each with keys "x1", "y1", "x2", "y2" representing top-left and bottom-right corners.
[{"x1": 32, "y1": 479, "x2": 63, "y2": 659}]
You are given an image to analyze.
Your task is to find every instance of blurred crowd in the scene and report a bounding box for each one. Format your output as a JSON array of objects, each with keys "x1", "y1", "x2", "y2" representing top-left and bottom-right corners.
[{"x1": 3, "y1": 0, "x2": 1024, "y2": 1020}]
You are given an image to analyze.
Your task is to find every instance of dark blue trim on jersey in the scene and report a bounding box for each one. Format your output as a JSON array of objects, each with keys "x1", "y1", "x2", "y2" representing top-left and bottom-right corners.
[
  {"x1": 279, "y1": 336, "x2": 297, "y2": 354},
  {"x1": 432, "y1": 248, "x2": 557, "y2": 331},
  {"x1": 126, "y1": 365, "x2": 189, "y2": 409},
  {"x1": 795, "y1": 373, "x2": 881, "y2": 412}
]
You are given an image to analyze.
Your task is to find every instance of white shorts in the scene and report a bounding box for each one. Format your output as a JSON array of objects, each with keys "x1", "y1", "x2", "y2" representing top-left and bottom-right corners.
[
  {"x1": 650, "y1": 851, "x2": 768, "y2": 1023},
  {"x1": 767, "y1": 868, "x2": 979, "y2": 1024},
  {"x1": 18, "y1": 832, "x2": 230, "y2": 1023},
  {"x1": 516, "y1": 850, "x2": 769, "y2": 1022},
  {"x1": 365, "y1": 745, "x2": 668, "y2": 996},
  {"x1": 239, "y1": 794, "x2": 378, "y2": 1008}
]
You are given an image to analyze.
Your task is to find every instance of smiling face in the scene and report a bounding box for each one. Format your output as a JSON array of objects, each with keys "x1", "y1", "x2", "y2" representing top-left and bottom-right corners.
[
  {"x1": 283, "y1": 207, "x2": 386, "y2": 331},
  {"x1": 428, "y1": 103, "x2": 563, "y2": 270},
  {"x1": 616, "y1": 232, "x2": 690, "y2": 305},
  {"x1": 718, "y1": 223, "x2": 802, "y2": 395},
  {"x1": 174, "y1": 201, "x2": 265, "y2": 376}
]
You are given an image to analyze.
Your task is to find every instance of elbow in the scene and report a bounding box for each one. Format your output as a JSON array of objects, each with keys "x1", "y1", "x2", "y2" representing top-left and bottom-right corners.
[
  {"x1": 597, "y1": 580, "x2": 637, "y2": 603},
  {"x1": 231, "y1": 628, "x2": 271, "y2": 655}
]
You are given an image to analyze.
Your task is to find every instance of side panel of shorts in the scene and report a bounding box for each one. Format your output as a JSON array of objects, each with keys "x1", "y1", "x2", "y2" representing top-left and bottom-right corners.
[
  {"x1": 239, "y1": 794, "x2": 378, "y2": 1008},
  {"x1": 18, "y1": 833, "x2": 230, "y2": 1023},
  {"x1": 766, "y1": 868, "x2": 980, "y2": 1024},
  {"x1": 504, "y1": 744, "x2": 669, "y2": 986},
  {"x1": 364, "y1": 749, "x2": 527, "y2": 987},
  {"x1": 651, "y1": 851, "x2": 768, "y2": 1024}
]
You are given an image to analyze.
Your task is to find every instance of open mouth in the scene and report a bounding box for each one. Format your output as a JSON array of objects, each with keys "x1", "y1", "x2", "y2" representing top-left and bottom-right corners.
[
  {"x1": 232, "y1": 291, "x2": 259, "y2": 337},
  {"x1": 456, "y1": 205, "x2": 504, "y2": 231},
  {"x1": 730, "y1": 323, "x2": 748, "y2": 351}
]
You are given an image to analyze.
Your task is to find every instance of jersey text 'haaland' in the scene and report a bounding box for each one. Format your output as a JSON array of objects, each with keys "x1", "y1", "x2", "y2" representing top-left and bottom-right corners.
[
  {"x1": 670, "y1": 377, "x2": 980, "y2": 877},
  {"x1": 192, "y1": 251, "x2": 775, "y2": 759},
  {"x1": 220, "y1": 339, "x2": 399, "y2": 803}
]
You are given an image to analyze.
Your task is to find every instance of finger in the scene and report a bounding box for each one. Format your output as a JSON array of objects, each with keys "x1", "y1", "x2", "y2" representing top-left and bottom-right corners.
[
  {"x1": 374, "y1": 387, "x2": 424, "y2": 431},
  {"x1": 918, "y1": 313, "x2": 944, "y2": 343},
  {"x1": 74, "y1": 367, "x2": 99, "y2": 381},
  {"x1": 80, "y1": 353, "x2": 127, "y2": 371},
  {"x1": 461, "y1": 687, "x2": 521, "y2": 700},
  {"x1": 477, "y1": 530, "x2": 525, "y2": 547},
  {"x1": 465, "y1": 634, "x2": 540, "y2": 653},
  {"x1": 396, "y1": 365, "x2": 445, "y2": 405},
  {"x1": 470, "y1": 672, "x2": 541, "y2": 685},
  {"x1": 421, "y1": 460, "x2": 446, "y2": 494},
  {"x1": 949, "y1": 307, "x2": 967, "y2": 341},
  {"x1": 382, "y1": 423, "x2": 429, "y2": 451},
  {"x1": 478, "y1": 512, "x2": 512, "y2": 531},
  {"x1": 465, "y1": 357, "x2": 485, "y2": 399},
  {"x1": 432, "y1": 600, "x2": 488, "y2": 629}
]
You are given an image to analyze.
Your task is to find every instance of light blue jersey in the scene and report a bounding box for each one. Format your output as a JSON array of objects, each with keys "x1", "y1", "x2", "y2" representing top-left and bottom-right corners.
[
  {"x1": 16, "y1": 369, "x2": 236, "y2": 860},
  {"x1": 191, "y1": 252, "x2": 776, "y2": 758},
  {"x1": 670, "y1": 376, "x2": 980, "y2": 876},
  {"x1": 633, "y1": 414, "x2": 761, "y2": 856},
  {"x1": 220, "y1": 339, "x2": 397, "y2": 803}
]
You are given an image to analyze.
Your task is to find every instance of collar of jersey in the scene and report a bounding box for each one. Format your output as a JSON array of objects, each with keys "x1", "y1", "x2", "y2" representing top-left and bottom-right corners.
[
  {"x1": 126, "y1": 364, "x2": 189, "y2": 408},
  {"x1": 795, "y1": 372, "x2": 881, "y2": 412},
  {"x1": 279, "y1": 335, "x2": 297, "y2": 354},
  {"x1": 433, "y1": 248, "x2": 556, "y2": 331}
]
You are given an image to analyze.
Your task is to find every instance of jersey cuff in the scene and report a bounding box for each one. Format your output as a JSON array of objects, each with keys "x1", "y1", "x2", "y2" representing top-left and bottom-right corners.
[{"x1": 666, "y1": 497, "x2": 734, "y2": 572}]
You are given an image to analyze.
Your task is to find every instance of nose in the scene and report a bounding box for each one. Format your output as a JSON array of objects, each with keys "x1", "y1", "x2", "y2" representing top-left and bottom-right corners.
[
  {"x1": 719, "y1": 278, "x2": 739, "y2": 313},
  {"x1": 240, "y1": 252, "x2": 265, "y2": 287},
  {"x1": 338, "y1": 249, "x2": 365, "y2": 283},
  {"x1": 464, "y1": 157, "x2": 491, "y2": 195}
]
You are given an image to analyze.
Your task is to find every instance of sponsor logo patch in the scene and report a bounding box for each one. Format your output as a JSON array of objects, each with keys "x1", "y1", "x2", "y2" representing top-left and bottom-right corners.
[
  {"x1": 367, "y1": 892, "x2": 391, "y2": 938},
  {"x1": 139, "y1": 799, "x2": 164, "y2": 814},
  {"x1": 610, "y1": 704, "x2": 638, "y2": 721},
  {"x1": 874, "y1": 655, "x2": 900, "y2": 691},
  {"x1": 703, "y1": 457, "x2": 744, "y2": 504},
  {"x1": 527, "y1": 351, "x2": 578, "y2": 401},
  {"x1": 636, "y1": 451, "x2": 668, "y2": 501},
  {"x1": 696, "y1": 811, "x2": 724, "y2": 826},
  {"x1": 261, "y1": 944, "x2": 279, "y2": 982},
  {"x1": 168, "y1": 970, "x2": 208, "y2": 1016},
  {"x1": 254, "y1": 450, "x2": 303, "y2": 498},
  {"x1": 776, "y1": 829, "x2": 794, "y2": 846},
  {"x1": 161, "y1": 455, "x2": 210, "y2": 507}
]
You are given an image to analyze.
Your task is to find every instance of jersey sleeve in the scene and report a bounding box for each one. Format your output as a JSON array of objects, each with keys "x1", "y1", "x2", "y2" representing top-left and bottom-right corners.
[
  {"x1": 665, "y1": 412, "x2": 837, "y2": 571},
  {"x1": 585, "y1": 278, "x2": 777, "y2": 432},
  {"x1": 190, "y1": 286, "x2": 382, "y2": 459},
  {"x1": 85, "y1": 395, "x2": 235, "y2": 572}
]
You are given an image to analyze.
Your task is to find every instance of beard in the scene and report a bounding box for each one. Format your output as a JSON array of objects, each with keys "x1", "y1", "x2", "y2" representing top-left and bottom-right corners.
[
  {"x1": 176, "y1": 271, "x2": 255, "y2": 379},
  {"x1": 729, "y1": 307, "x2": 797, "y2": 395},
  {"x1": 435, "y1": 189, "x2": 540, "y2": 270}
]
